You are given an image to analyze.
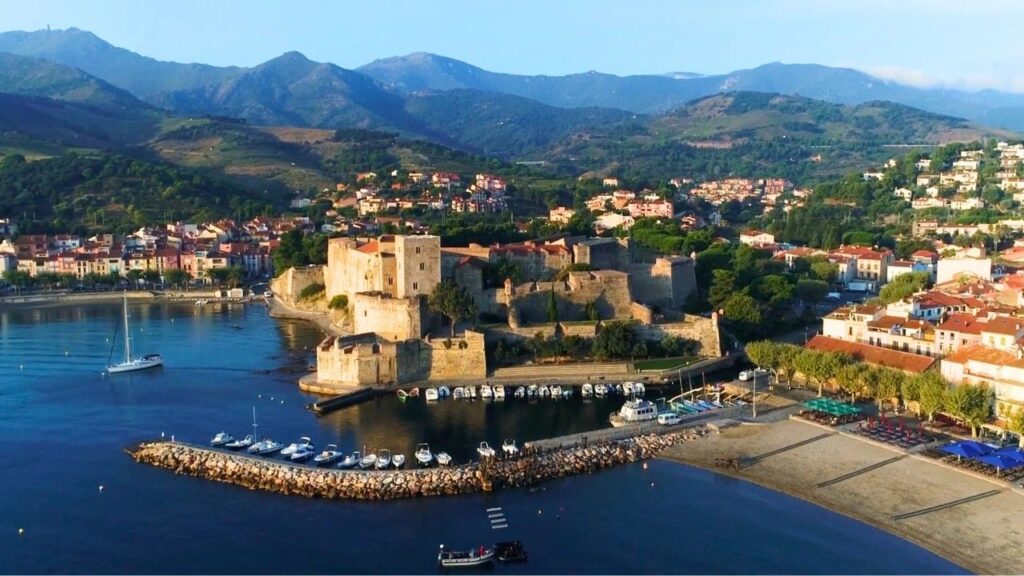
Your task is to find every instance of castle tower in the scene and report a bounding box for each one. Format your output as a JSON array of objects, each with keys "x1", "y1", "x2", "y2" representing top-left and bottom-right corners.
[{"x1": 394, "y1": 235, "x2": 441, "y2": 298}]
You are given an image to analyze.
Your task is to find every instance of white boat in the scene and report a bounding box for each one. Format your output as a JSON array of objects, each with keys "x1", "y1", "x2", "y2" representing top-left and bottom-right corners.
[
  {"x1": 224, "y1": 434, "x2": 254, "y2": 450},
  {"x1": 248, "y1": 438, "x2": 284, "y2": 455},
  {"x1": 623, "y1": 382, "x2": 635, "y2": 396},
  {"x1": 634, "y1": 382, "x2": 646, "y2": 396},
  {"x1": 290, "y1": 445, "x2": 316, "y2": 462},
  {"x1": 467, "y1": 386, "x2": 477, "y2": 399},
  {"x1": 438, "y1": 386, "x2": 451, "y2": 398},
  {"x1": 210, "y1": 432, "x2": 234, "y2": 447},
  {"x1": 438, "y1": 545, "x2": 494, "y2": 568},
  {"x1": 409, "y1": 388, "x2": 420, "y2": 398},
  {"x1": 594, "y1": 383, "x2": 607, "y2": 395},
  {"x1": 477, "y1": 442, "x2": 496, "y2": 458},
  {"x1": 359, "y1": 452, "x2": 378, "y2": 470},
  {"x1": 502, "y1": 439, "x2": 519, "y2": 457},
  {"x1": 453, "y1": 387, "x2": 466, "y2": 399},
  {"x1": 375, "y1": 449, "x2": 392, "y2": 470},
  {"x1": 614, "y1": 384, "x2": 624, "y2": 394},
  {"x1": 313, "y1": 444, "x2": 343, "y2": 466},
  {"x1": 562, "y1": 387, "x2": 574, "y2": 399},
  {"x1": 480, "y1": 385, "x2": 493, "y2": 399},
  {"x1": 539, "y1": 385, "x2": 550, "y2": 398},
  {"x1": 658, "y1": 412, "x2": 682, "y2": 426},
  {"x1": 582, "y1": 383, "x2": 594, "y2": 397},
  {"x1": 435, "y1": 452, "x2": 452, "y2": 466},
  {"x1": 425, "y1": 388, "x2": 440, "y2": 402},
  {"x1": 393, "y1": 454, "x2": 406, "y2": 469},
  {"x1": 550, "y1": 385, "x2": 562, "y2": 398},
  {"x1": 514, "y1": 386, "x2": 526, "y2": 399},
  {"x1": 415, "y1": 443, "x2": 434, "y2": 466},
  {"x1": 397, "y1": 389, "x2": 410, "y2": 401},
  {"x1": 527, "y1": 385, "x2": 538, "y2": 398},
  {"x1": 494, "y1": 385, "x2": 506, "y2": 400},
  {"x1": 337, "y1": 451, "x2": 360, "y2": 469},
  {"x1": 281, "y1": 436, "x2": 313, "y2": 457},
  {"x1": 107, "y1": 293, "x2": 163, "y2": 374},
  {"x1": 609, "y1": 399, "x2": 659, "y2": 427}
]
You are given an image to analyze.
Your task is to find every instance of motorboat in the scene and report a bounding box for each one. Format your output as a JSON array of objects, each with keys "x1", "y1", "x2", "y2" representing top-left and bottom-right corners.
[
  {"x1": 435, "y1": 452, "x2": 452, "y2": 466},
  {"x1": 224, "y1": 434, "x2": 254, "y2": 450},
  {"x1": 623, "y1": 382, "x2": 635, "y2": 396},
  {"x1": 658, "y1": 412, "x2": 682, "y2": 426},
  {"x1": 494, "y1": 385, "x2": 506, "y2": 400},
  {"x1": 107, "y1": 293, "x2": 163, "y2": 374},
  {"x1": 453, "y1": 387, "x2": 466, "y2": 400},
  {"x1": 415, "y1": 443, "x2": 434, "y2": 466},
  {"x1": 337, "y1": 451, "x2": 360, "y2": 469},
  {"x1": 438, "y1": 545, "x2": 494, "y2": 568},
  {"x1": 248, "y1": 438, "x2": 284, "y2": 455},
  {"x1": 397, "y1": 389, "x2": 410, "y2": 401},
  {"x1": 582, "y1": 383, "x2": 594, "y2": 397},
  {"x1": 210, "y1": 432, "x2": 234, "y2": 447},
  {"x1": 409, "y1": 388, "x2": 420, "y2": 398},
  {"x1": 313, "y1": 444, "x2": 343, "y2": 466},
  {"x1": 609, "y1": 399, "x2": 659, "y2": 427},
  {"x1": 375, "y1": 449, "x2": 392, "y2": 470},
  {"x1": 562, "y1": 387, "x2": 574, "y2": 399},
  {"x1": 514, "y1": 386, "x2": 526, "y2": 399},
  {"x1": 467, "y1": 386, "x2": 477, "y2": 399},
  {"x1": 392, "y1": 454, "x2": 406, "y2": 469},
  {"x1": 527, "y1": 385, "x2": 538, "y2": 399},
  {"x1": 635, "y1": 382, "x2": 646, "y2": 396},
  {"x1": 438, "y1": 386, "x2": 451, "y2": 398},
  {"x1": 614, "y1": 384, "x2": 624, "y2": 394},
  {"x1": 538, "y1": 385, "x2": 550, "y2": 398},
  {"x1": 359, "y1": 452, "x2": 378, "y2": 470},
  {"x1": 495, "y1": 540, "x2": 528, "y2": 563},
  {"x1": 425, "y1": 388, "x2": 440, "y2": 402},
  {"x1": 290, "y1": 445, "x2": 316, "y2": 462},
  {"x1": 281, "y1": 436, "x2": 314, "y2": 457},
  {"x1": 477, "y1": 442, "x2": 496, "y2": 459},
  {"x1": 594, "y1": 383, "x2": 607, "y2": 396},
  {"x1": 480, "y1": 385, "x2": 493, "y2": 399},
  {"x1": 550, "y1": 385, "x2": 562, "y2": 398},
  {"x1": 502, "y1": 439, "x2": 519, "y2": 457}
]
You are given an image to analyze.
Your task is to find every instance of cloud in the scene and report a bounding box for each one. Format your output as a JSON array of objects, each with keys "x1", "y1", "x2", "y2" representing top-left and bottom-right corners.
[{"x1": 856, "y1": 65, "x2": 1024, "y2": 94}]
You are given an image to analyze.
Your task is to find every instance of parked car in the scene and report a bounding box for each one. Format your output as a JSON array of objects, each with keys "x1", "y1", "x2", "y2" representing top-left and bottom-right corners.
[{"x1": 739, "y1": 368, "x2": 771, "y2": 382}]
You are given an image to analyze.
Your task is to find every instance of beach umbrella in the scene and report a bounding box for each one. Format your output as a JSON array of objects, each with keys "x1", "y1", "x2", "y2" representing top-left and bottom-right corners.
[
  {"x1": 993, "y1": 447, "x2": 1024, "y2": 465},
  {"x1": 975, "y1": 454, "x2": 1024, "y2": 474},
  {"x1": 939, "y1": 441, "x2": 993, "y2": 461}
]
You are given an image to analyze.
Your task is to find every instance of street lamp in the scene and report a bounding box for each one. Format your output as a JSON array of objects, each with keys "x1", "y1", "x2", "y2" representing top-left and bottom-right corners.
[{"x1": 751, "y1": 371, "x2": 757, "y2": 419}]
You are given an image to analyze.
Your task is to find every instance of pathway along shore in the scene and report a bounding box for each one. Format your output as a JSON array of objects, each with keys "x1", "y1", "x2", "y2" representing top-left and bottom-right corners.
[
  {"x1": 659, "y1": 418, "x2": 1024, "y2": 575},
  {"x1": 128, "y1": 427, "x2": 706, "y2": 500}
]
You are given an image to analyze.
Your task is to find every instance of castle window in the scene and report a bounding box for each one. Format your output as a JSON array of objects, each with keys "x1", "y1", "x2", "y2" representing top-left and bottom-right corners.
[
  {"x1": 419, "y1": 262, "x2": 425, "y2": 271},
  {"x1": 413, "y1": 282, "x2": 419, "y2": 291},
  {"x1": 416, "y1": 247, "x2": 421, "y2": 254}
]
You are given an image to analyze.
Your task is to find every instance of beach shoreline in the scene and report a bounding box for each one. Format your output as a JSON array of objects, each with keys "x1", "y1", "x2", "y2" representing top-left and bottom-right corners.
[{"x1": 658, "y1": 417, "x2": 1023, "y2": 575}]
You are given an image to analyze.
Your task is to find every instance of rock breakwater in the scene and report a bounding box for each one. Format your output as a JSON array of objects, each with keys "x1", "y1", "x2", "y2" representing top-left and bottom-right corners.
[{"x1": 128, "y1": 428, "x2": 705, "y2": 500}]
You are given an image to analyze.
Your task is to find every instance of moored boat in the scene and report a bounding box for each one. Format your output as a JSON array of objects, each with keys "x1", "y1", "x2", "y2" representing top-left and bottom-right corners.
[
  {"x1": 502, "y1": 439, "x2": 519, "y2": 457},
  {"x1": 514, "y1": 386, "x2": 526, "y2": 399},
  {"x1": 375, "y1": 449, "x2": 392, "y2": 470},
  {"x1": 538, "y1": 385, "x2": 550, "y2": 398},
  {"x1": 494, "y1": 385, "x2": 506, "y2": 399},
  {"x1": 594, "y1": 383, "x2": 607, "y2": 395},
  {"x1": 609, "y1": 398, "x2": 659, "y2": 427},
  {"x1": 290, "y1": 445, "x2": 316, "y2": 462},
  {"x1": 562, "y1": 387, "x2": 573, "y2": 399},
  {"x1": 438, "y1": 545, "x2": 494, "y2": 568},
  {"x1": 106, "y1": 293, "x2": 163, "y2": 374},
  {"x1": 210, "y1": 431, "x2": 234, "y2": 447},
  {"x1": 359, "y1": 452, "x2": 378, "y2": 470},
  {"x1": 224, "y1": 434, "x2": 254, "y2": 450},
  {"x1": 337, "y1": 451, "x2": 360, "y2": 469},
  {"x1": 623, "y1": 382, "x2": 635, "y2": 396},
  {"x1": 550, "y1": 385, "x2": 561, "y2": 398},
  {"x1": 281, "y1": 436, "x2": 313, "y2": 457},
  {"x1": 392, "y1": 454, "x2": 406, "y2": 469},
  {"x1": 438, "y1": 386, "x2": 451, "y2": 398},
  {"x1": 480, "y1": 385, "x2": 493, "y2": 399},
  {"x1": 415, "y1": 443, "x2": 434, "y2": 466},
  {"x1": 453, "y1": 387, "x2": 466, "y2": 399},
  {"x1": 527, "y1": 385, "x2": 538, "y2": 398},
  {"x1": 425, "y1": 388, "x2": 440, "y2": 402},
  {"x1": 313, "y1": 444, "x2": 343, "y2": 466},
  {"x1": 397, "y1": 389, "x2": 410, "y2": 401},
  {"x1": 248, "y1": 438, "x2": 284, "y2": 455},
  {"x1": 635, "y1": 382, "x2": 646, "y2": 396},
  {"x1": 467, "y1": 386, "x2": 477, "y2": 399},
  {"x1": 477, "y1": 441, "x2": 496, "y2": 459},
  {"x1": 582, "y1": 383, "x2": 594, "y2": 397},
  {"x1": 495, "y1": 540, "x2": 528, "y2": 563},
  {"x1": 409, "y1": 388, "x2": 420, "y2": 398},
  {"x1": 435, "y1": 451, "x2": 452, "y2": 466}
]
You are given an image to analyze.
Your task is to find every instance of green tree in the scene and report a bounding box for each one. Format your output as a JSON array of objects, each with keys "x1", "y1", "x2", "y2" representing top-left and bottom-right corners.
[
  {"x1": 126, "y1": 269, "x2": 144, "y2": 288},
  {"x1": 775, "y1": 343, "x2": 801, "y2": 387},
  {"x1": 708, "y1": 269, "x2": 737, "y2": 310},
  {"x1": 722, "y1": 293, "x2": 762, "y2": 340},
  {"x1": 226, "y1": 266, "x2": 246, "y2": 289},
  {"x1": 874, "y1": 368, "x2": 906, "y2": 411},
  {"x1": 945, "y1": 384, "x2": 991, "y2": 437},
  {"x1": 142, "y1": 270, "x2": 161, "y2": 284},
  {"x1": 1006, "y1": 408, "x2": 1024, "y2": 448},
  {"x1": 165, "y1": 269, "x2": 189, "y2": 289},
  {"x1": 796, "y1": 279, "x2": 828, "y2": 303},
  {"x1": 916, "y1": 372, "x2": 947, "y2": 422},
  {"x1": 745, "y1": 340, "x2": 780, "y2": 373},
  {"x1": 878, "y1": 271, "x2": 930, "y2": 304},
  {"x1": 836, "y1": 364, "x2": 867, "y2": 403},
  {"x1": 592, "y1": 320, "x2": 638, "y2": 360},
  {"x1": 546, "y1": 289, "x2": 559, "y2": 323},
  {"x1": 428, "y1": 280, "x2": 478, "y2": 337}
]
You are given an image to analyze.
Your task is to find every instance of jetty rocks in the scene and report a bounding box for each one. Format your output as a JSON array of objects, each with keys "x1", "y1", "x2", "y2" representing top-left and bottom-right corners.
[{"x1": 128, "y1": 428, "x2": 705, "y2": 500}]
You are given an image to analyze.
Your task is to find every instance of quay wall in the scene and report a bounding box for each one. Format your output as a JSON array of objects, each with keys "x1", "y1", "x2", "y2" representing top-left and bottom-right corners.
[{"x1": 128, "y1": 428, "x2": 705, "y2": 500}]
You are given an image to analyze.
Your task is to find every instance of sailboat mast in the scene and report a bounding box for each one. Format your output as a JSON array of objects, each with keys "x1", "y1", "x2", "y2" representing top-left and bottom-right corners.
[
  {"x1": 123, "y1": 293, "x2": 132, "y2": 363},
  {"x1": 252, "y1": 406, "x2": 258, "y2": 439}
]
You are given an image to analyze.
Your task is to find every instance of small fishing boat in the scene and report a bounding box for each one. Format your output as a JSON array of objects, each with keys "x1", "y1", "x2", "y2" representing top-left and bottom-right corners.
[
  {"x1": 337, "y1": 451, "x2": 360, "y2": 469},
  {"x1": 594, "y1": 383, "x2": 607, "y2": 395},
  {"x1": 313, "y1": 444, "x2": 343, "y2": 466},
  {"x1": 210, "y1": 431, "x2": 234, "y2": 447},
  {"x1": 281, "y1": 436, "x2": 313, "y2": 457},
  {"x1": 438, "y1": 545, "x2": 494, "y2": 568},
  {"x1": 453, "y1": 387, "x2": 466, "y2": 400},
  {"x1": 437, "y1": 386, "x2": 451, "y2": 398},
  {"x1": 494, "y1": 385, "x2": 506, "y2": 400},
  {"x1": 527, "y1": 385, "x2": 538, "y2": 398},
  {"x1": 248, "y1": 438, "x2": 284, "y2": 455},
  {"x1": 502, "y1": 439, "x2": 519, "y2": 457},
  {"x1": 538, "y1": 385, "x2": 550, "y2": 398},
  {"x1": 562, "y1": 387, "x2": 574, "y2": 399},
  {"x1": 415, "y1": 443, "x2": 434, "y2": 467},
  {"x1": 477, "y1": 442, "x2": 496, "y2": 459},
  {"x1": 614, "y1": 384, "x2": 624, "y2": 394},
  {"x1": 392, "y1": 454, "x2": 406, "y2": 469},
  {"x1": 467, "y1": 386, "x2": 477, "y2": 399},
  {"x1": 397, "y1": 389, "x2": 410, "y2": 401},
  {"x1": 634, "y1": 382, "x2": 646, "y2": 396},
  {"x1": 359, "y1": 452, "x2": 378, "y2": 470},
  {"x1": 409, "y1": 388, "x2": 420, "y2": 398},
  {"x1": 495, "y1": 540, "x2": 528, "y2": 563},
  {"x1": 514, "y1": 386, "x2": 526, "y2": 399},
  {"x1": 290, "y1": 445, "x2": 316, "y2": 462},
  {"x1": 224, "y1": 434, "x2": 254, "y2": 450},
  {"x1": 480, "y1": 385, "x2": 493, "y2": 399},
  {"x1": 435, "y1": 451, "x2": 452, "y2": 466},
  {"x1": 550, "y1": 385, "x2": 561, "y2": 397},
  {"x1": 658, "y1": 412, "x2": 682, "y2": 426},
  {"x1": 425, "y1": 388, "x2": 439, "y2": 401},
  {"x1": 581, "y1": 383, "x2": 594, "y2": 397},
  {"x1": 375, "y1": 449, "x2": 392, "y2": 470},
  {"x1": 623, "y1": 382, "x2": 635, "y2": 396}
]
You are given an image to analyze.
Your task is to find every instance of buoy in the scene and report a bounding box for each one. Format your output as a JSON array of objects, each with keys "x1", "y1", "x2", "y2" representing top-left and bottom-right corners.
[
  {"x1": 258, "y1": 394, "x2": 262, "y2": 398},
  {"x1": 161, "y1": 432, "x2": 165, "y2": 439},
  {"x1": 651, "y1": 482, "x2": 655, "y2": 487},
  {"x1": 65, "y1": 350, "x2": 69, "y2": 356},
  {"x1": 19, "y1": 365, "x2": 23, "y2": 370},
  {"x1": 537, "y1": 509, "x2": 542, "y2": 515},
  {"x1": 98, "y1": 485, "x2": 104, "y2": 492},
  {"x1": 18, "y1": 528, "x2": 24, "y2": 536},
  {"x1": 643, "y1": 462, "x2": 648, "y2": 470},
  {"x1": 280, "y1": 400, "x2": 284, "y2": 404}
]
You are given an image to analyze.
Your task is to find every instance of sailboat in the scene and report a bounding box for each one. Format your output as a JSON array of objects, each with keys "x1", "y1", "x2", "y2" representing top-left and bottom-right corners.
[{"x1": 107, "y1": 293, "x2": 162, "y2": 373}]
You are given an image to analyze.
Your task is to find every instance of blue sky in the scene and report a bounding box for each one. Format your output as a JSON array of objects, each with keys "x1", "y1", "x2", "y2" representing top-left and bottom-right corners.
[{"x1": 5, "y1": 0, "x2": 1024, "y2": 92}]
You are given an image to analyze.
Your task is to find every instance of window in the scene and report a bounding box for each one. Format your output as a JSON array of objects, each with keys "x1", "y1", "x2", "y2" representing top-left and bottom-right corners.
[
  {"x1": 415, "y1": 247, "x2": 421, "y2": 254},
  {"x1": 419, "y1": 262, "x2": 425, "y2": 271},
  {"x1": 413, "y1": 282, "x2": 418, "y2": 291}
]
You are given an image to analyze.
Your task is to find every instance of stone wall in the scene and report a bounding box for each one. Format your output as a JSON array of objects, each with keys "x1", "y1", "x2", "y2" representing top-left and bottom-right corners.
[
  {"x1": 573, "y1": 237, "x2": 631, "y2": 271},
  {"x1": 271, "y1": 266, "x2": 324, "y2": 304},
  {"x1": 352, "y1": 292, "x2": 424, "y2": 341},
  {"x1": 508, "y1": 270, "x2": 632, "y2": 325},
  {"x1": 628, "y1": 256, "x2": 697, "y2": 310},
  {"x1": 324, "y1": 238, "x2": 383, "y2": 300},
  {"x1": 634, "y1": 313, "x2": 722, "y2": 357}
]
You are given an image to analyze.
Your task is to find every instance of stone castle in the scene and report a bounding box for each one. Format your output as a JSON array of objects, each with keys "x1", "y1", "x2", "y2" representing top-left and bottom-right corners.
[{"x1": 311, "y1": 233, "x2": 717, "y2": 390}]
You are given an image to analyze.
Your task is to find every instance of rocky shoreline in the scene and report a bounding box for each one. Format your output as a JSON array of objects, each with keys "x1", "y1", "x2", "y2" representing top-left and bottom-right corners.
[{"x1": 128, "y1": 427, "x2": 706, "y2": 500}]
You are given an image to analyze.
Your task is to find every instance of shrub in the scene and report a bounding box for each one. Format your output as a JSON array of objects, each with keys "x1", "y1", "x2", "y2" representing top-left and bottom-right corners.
[
  {"x1": 298, "y1": 282, "x2": 325, "y2": 300},
  {"x1": 328, "y1": 294, "x2": 348, "y2": 310}
]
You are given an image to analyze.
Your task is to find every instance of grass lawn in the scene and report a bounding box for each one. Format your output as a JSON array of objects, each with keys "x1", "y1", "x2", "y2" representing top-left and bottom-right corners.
[{"x1": 634, "y1": 356, "x2": 701, "y2": 371}]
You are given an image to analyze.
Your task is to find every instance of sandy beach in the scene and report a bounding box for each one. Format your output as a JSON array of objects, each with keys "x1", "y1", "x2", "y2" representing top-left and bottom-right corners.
[{"x1": 660, "y1": 417, "x2": 1024, "y2": 574}]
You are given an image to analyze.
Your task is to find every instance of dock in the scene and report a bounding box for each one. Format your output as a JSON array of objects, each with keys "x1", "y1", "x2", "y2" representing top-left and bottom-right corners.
[{"x1": 307, "y1": 387, "x2": 385, "y2": 415}]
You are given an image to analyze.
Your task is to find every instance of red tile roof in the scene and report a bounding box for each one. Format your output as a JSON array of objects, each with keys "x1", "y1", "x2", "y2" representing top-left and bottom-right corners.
[
  {"x1": 945, "y1": 344, "x2": 1024, "y2": 369},
  {"x1": 356, "y1": 240, "x2": 379, "y2": 254},
  {"x1": 805, "y1": 335, "x2": 936, "y2": 373}
]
